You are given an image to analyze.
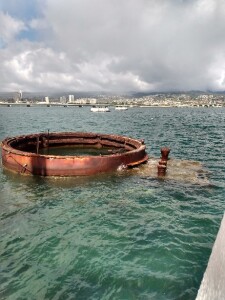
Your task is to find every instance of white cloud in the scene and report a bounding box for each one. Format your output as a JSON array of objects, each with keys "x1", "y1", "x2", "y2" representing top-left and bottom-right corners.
[
  {"x1": 1, "y1": 0, "x2": 225, "y2": 92},
  {"x1": 29, "y1": 18, "x2": 48, "y2": 30},
  {"x1": 0, "y1": 11, "x2": 26, "y2": 44},
  {"x1": 0, "y1": 43, "x2": 76, "y2": 92}
]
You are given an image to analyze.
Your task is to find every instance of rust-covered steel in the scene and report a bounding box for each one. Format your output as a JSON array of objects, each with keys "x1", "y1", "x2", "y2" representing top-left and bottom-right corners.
[
  {"x1": 1, "y1": 132, "x2": 148, "y2": 176},
  {"x1": 157, "y1": 147, "x2": 171, "y2": 176}
]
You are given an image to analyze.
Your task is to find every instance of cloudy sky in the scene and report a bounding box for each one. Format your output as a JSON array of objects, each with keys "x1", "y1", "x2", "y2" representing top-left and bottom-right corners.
[{"x1": 0, "y1": 0, "x2": 225, "y2": 93}]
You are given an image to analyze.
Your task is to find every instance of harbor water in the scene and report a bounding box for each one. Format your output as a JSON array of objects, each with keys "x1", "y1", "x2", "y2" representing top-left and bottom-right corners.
[{"x1": 0, "y1": 106, "x2": 225, "y2": 299}]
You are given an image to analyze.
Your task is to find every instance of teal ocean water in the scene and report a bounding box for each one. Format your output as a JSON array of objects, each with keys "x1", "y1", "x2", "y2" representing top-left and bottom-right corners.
[{"x1": 0, "y1": 106, "x2": 225, "y2": 299}]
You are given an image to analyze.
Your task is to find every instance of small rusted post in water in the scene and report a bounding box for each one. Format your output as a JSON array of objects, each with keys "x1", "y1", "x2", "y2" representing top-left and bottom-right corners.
[
  {"x1": 158, "y1": 163, "x2": 167, "y2": 176},
  {"x1": 161, "y1": 147, "x2": 170, "y2": 161},
  {"x1": 157, "y1": 147, "x2": 170, "y2": 177}
]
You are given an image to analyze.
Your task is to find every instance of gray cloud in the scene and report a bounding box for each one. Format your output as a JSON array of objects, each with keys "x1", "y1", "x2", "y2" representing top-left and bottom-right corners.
[{"x1": 1, "y1": 0, "x2": 225, "y2": 92}]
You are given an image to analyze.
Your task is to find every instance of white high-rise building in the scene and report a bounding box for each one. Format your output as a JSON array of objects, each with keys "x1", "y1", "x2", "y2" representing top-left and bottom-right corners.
[
  {"x1": 19, "y1": 90, "x2": 22, "y2": 100},
  {"x1": 13, "y1": 90, "x2": 22, "y2": 103},
  {"x1": 45, "y1": 96, "x2": 49, "y2": 103},
  {"x1": 68, "y1": 95, "x2": 74, "y2": 103}
]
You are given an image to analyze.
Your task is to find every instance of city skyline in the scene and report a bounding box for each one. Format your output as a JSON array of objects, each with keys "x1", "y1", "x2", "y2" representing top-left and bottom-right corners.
[{"x1": 1, "y1": 0, "x2": 225, "y2": 93}]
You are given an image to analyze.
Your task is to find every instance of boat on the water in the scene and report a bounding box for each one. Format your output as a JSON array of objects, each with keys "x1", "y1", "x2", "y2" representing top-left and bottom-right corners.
[
  {"x1": 115, "y1": 106, "x2": 128, "y2": 110},
  {"x1": 91, "y1": 106, "x2": 110, "y2": 112}
]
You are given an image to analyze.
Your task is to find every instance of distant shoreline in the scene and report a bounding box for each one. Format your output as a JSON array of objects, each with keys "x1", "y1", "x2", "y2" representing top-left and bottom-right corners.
[{"x1": 0, "y1": 102, "x2": 224, "y2": 108}]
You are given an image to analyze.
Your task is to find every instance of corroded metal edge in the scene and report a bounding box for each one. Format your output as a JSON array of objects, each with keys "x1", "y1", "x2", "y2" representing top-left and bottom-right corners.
[{"x1": 1, "y1": 132, "x2": 148, "y2": 176}]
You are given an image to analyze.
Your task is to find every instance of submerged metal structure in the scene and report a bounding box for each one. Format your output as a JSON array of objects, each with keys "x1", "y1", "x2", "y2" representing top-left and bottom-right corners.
[{"x1": 1, "y1": 132, "x2": 148, "y2": 176}]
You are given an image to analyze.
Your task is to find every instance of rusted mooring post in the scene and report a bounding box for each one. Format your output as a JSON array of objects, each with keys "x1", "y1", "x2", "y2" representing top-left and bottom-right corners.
[
  {"x1": 158, "y1": 147, "x2": 170, "y2": 177},
  {"x1": 161, "y1": 147, "x2": 170, "y2": 161}
]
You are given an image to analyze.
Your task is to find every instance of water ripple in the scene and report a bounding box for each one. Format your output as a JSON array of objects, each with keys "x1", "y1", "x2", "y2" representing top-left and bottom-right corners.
[{"x1": 0, "y1": 107, "x2": 225, "y2": 299}]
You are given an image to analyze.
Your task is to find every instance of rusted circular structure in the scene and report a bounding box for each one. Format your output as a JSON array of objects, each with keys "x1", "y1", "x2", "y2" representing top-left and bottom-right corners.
[{"x1": 1, "y1": 132, "x2": 148, "y2": 176}]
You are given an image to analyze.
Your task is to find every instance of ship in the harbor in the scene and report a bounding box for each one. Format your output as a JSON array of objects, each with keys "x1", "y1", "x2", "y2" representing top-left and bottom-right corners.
[
  {"x1": 91, "y1": 106, "x2": 110, "y2": 112},
  {"x1": 115, "y1": 106, "x2": 128, "y2": 110}
]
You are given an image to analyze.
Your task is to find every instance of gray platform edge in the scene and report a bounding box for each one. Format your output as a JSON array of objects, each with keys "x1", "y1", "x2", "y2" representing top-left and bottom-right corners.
[{"x1": 196, "y1": 213, "x2": 225, "y2": 300}]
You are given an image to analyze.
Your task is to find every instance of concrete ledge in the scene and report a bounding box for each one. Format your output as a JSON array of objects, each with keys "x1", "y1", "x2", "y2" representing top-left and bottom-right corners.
[{"x1": 196, "y1": 213, "x2": 225, "y2": 300}]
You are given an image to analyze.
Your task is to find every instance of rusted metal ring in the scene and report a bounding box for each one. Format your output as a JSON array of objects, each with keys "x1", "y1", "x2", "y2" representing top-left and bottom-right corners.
[{"x1": 1, "y1": 132, "x2": 148, "y2": 176}]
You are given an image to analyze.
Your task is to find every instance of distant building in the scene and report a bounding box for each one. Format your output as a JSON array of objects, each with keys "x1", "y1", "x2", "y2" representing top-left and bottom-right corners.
[
  {"x1": 45, "y1": 96, "x2": 50, "y2": 103},
  {"x1": 19, "y1": 90, "x2": 22, "y2": 100},
  {"x1": 68, "y1": 95, "x2": 74, "y2": 103},
  {"x1": 60, "y1": 96, "x2": 67, "y2": 104},
  {"x1": 75, "y1": 98, "x2": 87, "y2": 105},
  {"x1": 89, "y1": 98, "x2": 97, "y2": 105},
  {"x1": 13, "y1": 90, "x2": 22, "y2": 103}
]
